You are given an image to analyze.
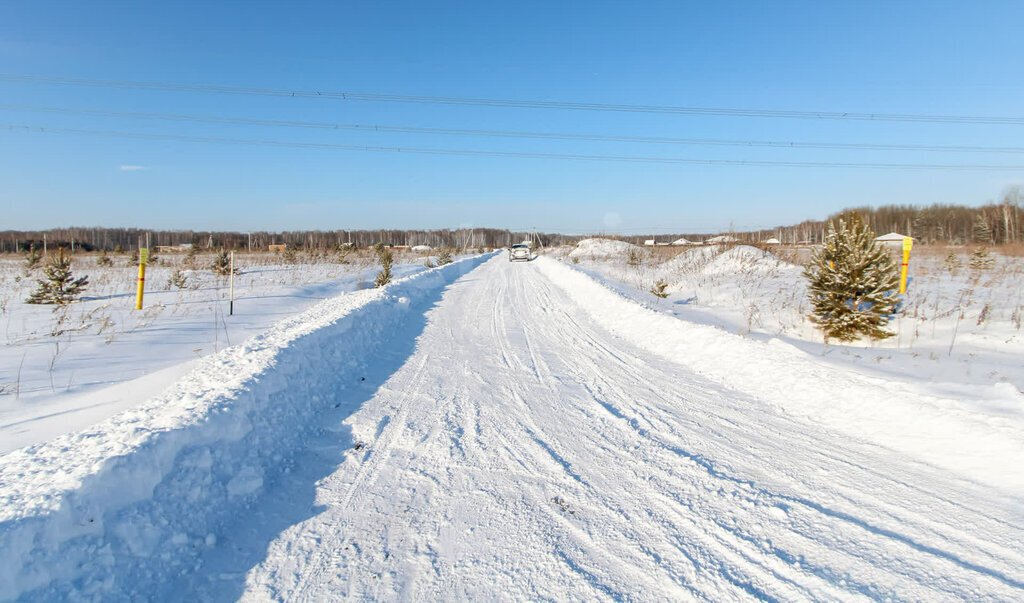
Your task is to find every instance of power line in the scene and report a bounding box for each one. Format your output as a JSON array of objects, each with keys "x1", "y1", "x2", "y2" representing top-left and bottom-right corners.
[
  {"x1": 3, "y1": 103, "x2": 1023, "y2": 154},
  {"x1": 3, "y1": 73, "x2": 1024, "y2": 125},
  {"x1": 6, "y1": 123, "x2": 1024, "y2": 170}
]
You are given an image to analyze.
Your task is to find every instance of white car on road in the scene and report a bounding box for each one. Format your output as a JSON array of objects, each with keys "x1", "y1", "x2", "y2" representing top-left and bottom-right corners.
[{"x1": 508, "y1": 244, "x2": 531, "y2": 262}]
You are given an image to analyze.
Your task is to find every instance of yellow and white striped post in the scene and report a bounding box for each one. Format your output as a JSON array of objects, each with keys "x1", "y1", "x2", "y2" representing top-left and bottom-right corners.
[
  {"x1": 899, "y1": 237, "x2": 912, "y2": 294},
  {"x1": 135, "y1": 247, "x2": 148, "y2": 310}
]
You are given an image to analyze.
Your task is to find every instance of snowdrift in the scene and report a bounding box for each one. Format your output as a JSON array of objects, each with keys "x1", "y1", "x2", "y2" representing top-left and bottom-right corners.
[
  {"x1": 700, "y1": 245, "x2": 792, "y2": 276},
  {"x1": 568, "y1": 238, "x2": 649, "y2": 261},
  {"x1": 535, "y1": 257, "x2": 1024, "y2": 493},
  {"x1": 657, "y1": 244, "x2": 789, "y2": 276},
  {"x1": 0, "y1": 253, "x2": 493, "y2": 600}
]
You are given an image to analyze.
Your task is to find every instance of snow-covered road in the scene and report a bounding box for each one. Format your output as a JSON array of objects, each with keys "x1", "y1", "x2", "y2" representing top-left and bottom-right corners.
[{"x1": 180, "y1": 255, "x2": 1023, "y2": 600}]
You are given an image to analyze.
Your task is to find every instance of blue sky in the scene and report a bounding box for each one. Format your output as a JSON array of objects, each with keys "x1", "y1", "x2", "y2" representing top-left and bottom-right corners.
[{"x1": 2, "y1": 1, "x2": 1022, "y2": 233}]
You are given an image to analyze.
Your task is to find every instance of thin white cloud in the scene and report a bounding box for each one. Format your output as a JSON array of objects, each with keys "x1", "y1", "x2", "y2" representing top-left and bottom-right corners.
[{"x1": 119, "y1": 165, "x2": 150, "y2": 171}]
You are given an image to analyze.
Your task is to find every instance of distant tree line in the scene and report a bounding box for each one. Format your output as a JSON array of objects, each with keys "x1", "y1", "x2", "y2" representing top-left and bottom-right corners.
[
  {"x1": 0, "y1": 226, "x2": 576, "y2": 253},
  {"x1": 634, "y1": 188, "x2": 1022, "y2": 246},
  {"x1": 3, "y1": 188, "x2": 1020, "y2": 252},
  {"x1": 760, "y1": 188, "x2": 1020, "y2": 245}
]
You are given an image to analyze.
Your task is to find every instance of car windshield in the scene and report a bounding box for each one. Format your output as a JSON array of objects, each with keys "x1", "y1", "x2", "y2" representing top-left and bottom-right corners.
[{"x1": 512, "y1": 245, "x2": 528, "y2": 249}]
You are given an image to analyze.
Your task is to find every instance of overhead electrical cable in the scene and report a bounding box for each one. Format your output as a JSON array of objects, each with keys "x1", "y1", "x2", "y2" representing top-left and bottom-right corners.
[
  {"x1": 2, "y1": 103, "x2": 1022, "y2": 154},
  {"x1": 2, "y1": 74, "x2": 1024, "y2": 125},
  {"x1": 5, "y1": 124, "x2": 1024, "y2": 170}
]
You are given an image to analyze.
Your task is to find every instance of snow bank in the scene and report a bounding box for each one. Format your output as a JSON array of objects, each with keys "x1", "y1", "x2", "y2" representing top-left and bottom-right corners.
[
  {"x1": 568, "y1": 238, "x2": 648, "y2": 261},
  {"x1": 656, "y1": 245, "x2": 787, "y2": 277},
  {"x1": 535, "y1": 257, "x2": 1024, "y2": 493},
  {"x1": 701, "y1": 245, "x2": 792, "y2": 276},
  {"x1": 0, "y1": 254, "x2": 493, "y2": 600}
]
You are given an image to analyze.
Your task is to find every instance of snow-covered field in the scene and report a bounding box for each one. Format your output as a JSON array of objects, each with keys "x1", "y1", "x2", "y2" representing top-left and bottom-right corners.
[
  {"x1": 1, "y1": 247, "x2": 1022, "y2": 600},
  {"x1": 555, "y1": 239, "x2": 1024, "y2": 394},
  {"x1": 0, "y1": 250, "x2": 431, "y2": 452}
]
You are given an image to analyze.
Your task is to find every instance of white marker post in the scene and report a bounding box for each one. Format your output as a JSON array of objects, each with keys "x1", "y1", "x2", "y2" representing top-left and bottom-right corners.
[{"x1": 229, "y1": 250, "x2": 235, "y2": 316}]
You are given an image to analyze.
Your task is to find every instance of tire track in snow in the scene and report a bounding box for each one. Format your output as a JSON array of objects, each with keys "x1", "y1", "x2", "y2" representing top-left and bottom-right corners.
[
  {"x1": 231, "y1": 254, "x2": 1023, "y2": 601},
  {"x1": 288, "y1": 350, "x2": 435, "y2": 600}
]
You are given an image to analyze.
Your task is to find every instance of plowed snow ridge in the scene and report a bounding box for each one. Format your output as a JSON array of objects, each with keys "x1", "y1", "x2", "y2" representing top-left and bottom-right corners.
[
  {"x1": 2, "y1": 253, "x2": 1022, "y2": 600},
  {"x1": 535, "y1": 257, "x2": 1024, "y2": 491},
  {"x1": 0, "y1": 255, "x2": 490, "y2": 600}
]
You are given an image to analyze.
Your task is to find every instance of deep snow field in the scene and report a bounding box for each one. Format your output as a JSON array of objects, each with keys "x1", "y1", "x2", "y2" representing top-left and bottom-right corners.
[
  {"x1": 555, "y1": 238, "x2": 1024, "y2": 395},
  {"x1": 1, "y1": 244, "x2": 1022, "y2": 600},
  {"x1": 0, "y1": 250, "x2": 432, "y2": 452}
]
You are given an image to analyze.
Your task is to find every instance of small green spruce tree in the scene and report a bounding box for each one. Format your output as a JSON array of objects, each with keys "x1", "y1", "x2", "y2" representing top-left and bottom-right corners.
[
  {"x1": 627, "y1": 249, "x2": 642, "y2": 267},
  {"x1": 973, "y1": 215, "x2": 992, "y2": 244},
  {"x1": 374, "y1": 243, "x2": 394, "y2": 287},
  {"x1": 166, "y1": 269, "x2": 188, "y2": 289},
  {"x1": 650, "y1": 278, "x2": 670, "y2": 299},
  {"x1": 183, "y1": 245, "x2": 199, "y2": 269},
  {"x1": 26, "y1": 249, "x2": 89, "y2": 305},
  {"x1": 23, "y1": 244, "x2": 42, "y2": 273},
  {"x1": 968, "y1": 246, "x2": 995, "y2": 270},
  {"x1": 282, "y1": 246, "x2": 298, "y2": 265},
  {"x1": 943, "y1": 251, "x2": 961, "y2": 274},
  {"x1": 210, "y1": 249, "x2": 236, "y2": 275},
  {"x1": 803, "y1": 213, "x2": 900, "y2": 342},
  {"x1": 436, "y1": 248, "x2": 454, "y2": 266}
]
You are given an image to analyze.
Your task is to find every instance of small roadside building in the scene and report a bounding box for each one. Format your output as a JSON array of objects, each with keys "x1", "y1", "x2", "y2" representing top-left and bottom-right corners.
[{"x1": 874, "y1": 233, "x2": 913, "y2": 248}]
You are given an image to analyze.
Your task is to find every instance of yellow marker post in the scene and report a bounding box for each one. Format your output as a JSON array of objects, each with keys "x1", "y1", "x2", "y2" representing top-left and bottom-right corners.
[
  {"x1": 899, "y1": 237, "x2": 912, "y2": 294},
  {"x1": 135, "y1": 248, "x2": 148, "y2": 310}
]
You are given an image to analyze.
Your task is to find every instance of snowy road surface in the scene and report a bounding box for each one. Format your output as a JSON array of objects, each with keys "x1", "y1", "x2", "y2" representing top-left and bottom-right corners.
[
  {"x1": 182, "y1": 255, "x2": 1023, "y2": 600},
  {"x1": 5, "y1": 254, "x2": 1023, "y2": 600}
]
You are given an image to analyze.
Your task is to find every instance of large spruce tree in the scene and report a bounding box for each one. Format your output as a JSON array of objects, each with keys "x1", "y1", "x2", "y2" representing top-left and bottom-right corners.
[{"x1": 803, "y1": 213, "x2": 900, "y2": 342}]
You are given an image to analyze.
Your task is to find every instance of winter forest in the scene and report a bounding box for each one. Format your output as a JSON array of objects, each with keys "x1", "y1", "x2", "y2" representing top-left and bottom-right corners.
[{"x1": 4, "y1": 192, "x2": 1020, "y2": 252}]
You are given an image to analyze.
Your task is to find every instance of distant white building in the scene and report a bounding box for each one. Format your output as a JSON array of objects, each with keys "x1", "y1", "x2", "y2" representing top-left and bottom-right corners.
[
  {"x1": 874, "y1": 232, "x2": 913, "y2": 248},
  {"x1": 410, "y1": 245, "x2": 432, "y2": 252},
  {"x1": 643, "y1": 239, "x2": 656, "y2": 246},
  {"x1": 763, "y1": 238, "x2": 781, "y2": 245},
  {"x1": 671, "y1": 238, "x2": 697, "y2": 246},
  {"x1": 705, "y1": 235, "x2": 739, "y2": 244}
]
